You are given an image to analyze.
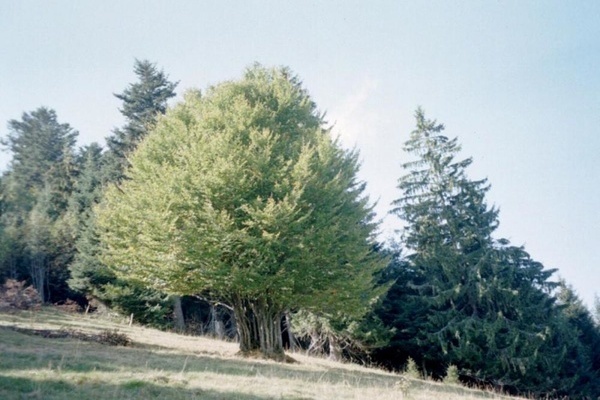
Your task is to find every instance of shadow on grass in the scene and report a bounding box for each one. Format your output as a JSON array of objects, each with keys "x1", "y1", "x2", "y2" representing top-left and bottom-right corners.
[
  {"x1": 0, "y1": 375, "x2": 281, "y2": 400},
  {"x1": 1, "y1": 326, "x2": 400, "y2": 390},
  {"x1": 0, "y1": 308, "x2": 125, "y2": 332},
  {"x1": 0, "y1": 318, "x2": 510, "y2": 399}
]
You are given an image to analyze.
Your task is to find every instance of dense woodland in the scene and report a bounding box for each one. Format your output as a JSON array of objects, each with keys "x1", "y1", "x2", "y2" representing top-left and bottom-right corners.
[{"x1": 1, "y1": 61, "x2": 599, "y2": 399}]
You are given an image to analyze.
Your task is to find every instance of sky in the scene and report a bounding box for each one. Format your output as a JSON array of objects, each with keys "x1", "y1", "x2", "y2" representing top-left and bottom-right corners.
[{"x1": 1, "y1": 1, "x2": 598, "y2": 307}]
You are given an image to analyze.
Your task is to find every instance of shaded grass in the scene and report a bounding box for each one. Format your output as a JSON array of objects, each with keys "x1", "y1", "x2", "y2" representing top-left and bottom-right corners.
[
  {"x1": 0, "y1": 308, "x2": 522, "y2": 400},
  {"x1": 0, "y1": 375, "x2": 275, "y2": 400}
]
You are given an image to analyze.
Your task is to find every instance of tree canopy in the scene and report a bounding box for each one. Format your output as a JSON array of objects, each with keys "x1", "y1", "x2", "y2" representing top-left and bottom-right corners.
[{"x1": 96, "y1": 65, "x2": 385, "y2": 359}]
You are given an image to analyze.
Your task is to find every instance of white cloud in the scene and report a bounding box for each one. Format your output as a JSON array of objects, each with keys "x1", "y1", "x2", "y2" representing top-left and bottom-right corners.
[{"x1": 329, "y1": 77, "x2": 380, "y2": 147}]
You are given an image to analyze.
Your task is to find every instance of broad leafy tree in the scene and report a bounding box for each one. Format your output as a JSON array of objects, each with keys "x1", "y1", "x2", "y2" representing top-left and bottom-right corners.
[{"x1": 97, "y1": 66, "x2": 385, "y2": 359}]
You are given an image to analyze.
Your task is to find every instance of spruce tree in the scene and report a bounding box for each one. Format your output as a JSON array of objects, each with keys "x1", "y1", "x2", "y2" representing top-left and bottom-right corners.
[
  {"x1": 67, "y1": 143, "x2": 106, "y2": 293},
  {"x1": 104, "y1": 59, "x2": 178, "y2": 182},
  {"x1": 2, "y1": 108, "x2": 77, "y2": 196},
  {"x1": 552, "y1": 282, "x2": 600, "y2": 397},
  {"x1": 383, "y1": 109, "x2": 572, "y2": 395}
]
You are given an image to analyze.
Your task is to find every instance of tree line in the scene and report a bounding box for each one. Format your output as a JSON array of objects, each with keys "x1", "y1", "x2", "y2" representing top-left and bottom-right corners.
[{"x1": 0, "y1": 61, "x2": 598, "y2": 398}]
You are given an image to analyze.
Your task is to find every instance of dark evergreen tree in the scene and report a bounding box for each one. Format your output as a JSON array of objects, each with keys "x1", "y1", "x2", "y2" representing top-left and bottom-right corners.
[
  {"x1": 104, "y1": 59, "x2": 178, "y2": 181},
  {"x1": 0, "y1": 107, "x2": 78, "y2": 301},
  {"x1": 552, "y1": 282, "x2": 600, "y2": 397},
  {"x1": 594, "y1": 296, "x2": 600, "y2": 327},
  {"x1": 67, "y1": 143, "x2": 107, "y2": 294},
  {"x1": 3, "y1": 108, "x2": 77, "y2": 187},
  {"x1": 378, "y1": 109, "x2": 585, "y2": 397}
]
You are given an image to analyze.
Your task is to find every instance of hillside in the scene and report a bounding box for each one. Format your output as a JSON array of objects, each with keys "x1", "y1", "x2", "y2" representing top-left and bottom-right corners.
[{"x1": 0, "y1": 308, "x2": 525, "y2": 400}]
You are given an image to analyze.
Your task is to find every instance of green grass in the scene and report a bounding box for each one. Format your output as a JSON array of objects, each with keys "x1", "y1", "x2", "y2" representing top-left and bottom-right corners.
[{"x1": 0, "y1": 308, "x2": 523, "y2": 400}]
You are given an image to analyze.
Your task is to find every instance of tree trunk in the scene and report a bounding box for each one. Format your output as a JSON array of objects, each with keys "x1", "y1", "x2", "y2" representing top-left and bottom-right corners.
[
  {"x1": 328, "y1": 334, "x2": 342, "y2": 362},
  {"x1": 232, "y1": 295, "x2": 285, "y2": 360},
  {"x1": 172, "y1": 295, "x2": 185, "y2": 332},
  {"x1": 233, "y1": 296, "x2": 261, "y2": 353},
  {"x1": 30, "y1": 252, "x2": 46, "y2": 303},
  {"x1": 209, "y1": 304, "x2": 225, "y2": 339},
  {"x1": 284, "y1": 312, "x2": 297, "y2": 351},
  {"x1": 251, "y1": 300, "x2": 284, "y2": 360}
]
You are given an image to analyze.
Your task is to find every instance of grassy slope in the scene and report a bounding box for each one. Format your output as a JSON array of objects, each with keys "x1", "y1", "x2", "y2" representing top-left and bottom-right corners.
[{"x1": 0, "y1": 308, "x2": 522, "y2": 400}]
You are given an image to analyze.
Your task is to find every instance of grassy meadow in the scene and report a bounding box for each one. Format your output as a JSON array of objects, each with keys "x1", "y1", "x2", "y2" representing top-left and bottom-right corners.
[{"x1": 0, "y1": 308, "x2": 524, "y2": 400}]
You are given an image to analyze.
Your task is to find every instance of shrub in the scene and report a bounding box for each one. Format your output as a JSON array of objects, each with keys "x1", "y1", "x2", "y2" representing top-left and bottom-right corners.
[
  {"x1": 98, "y1": 329, "x2": 131, "y2": 346},
  {"x1": 405, "y1": 357, "x2": 420, "y2": 379},
  {"x1": 444, "y1": 364, "x2": 460, "y2": 385}
]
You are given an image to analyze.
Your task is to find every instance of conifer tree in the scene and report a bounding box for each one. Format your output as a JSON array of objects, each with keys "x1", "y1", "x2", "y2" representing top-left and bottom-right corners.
[
  {"x1": 553, "y1": 282, "x2": 600, "y2": 397},
  {"x1": 0, "y1": 108, "x2": 78, "y2": 301},
  {"x1": 383, "y1": 109, "x2": 572, "y2": 395},
  {"x1": 2, "y1": 108, "x2": 77, "y2": 196},
  {"x1": 104, "y1": 59, "x2": 178, "y2": 181},
  {"x1": 67, "y1": 143, "x2": 107, "y2": 293}
]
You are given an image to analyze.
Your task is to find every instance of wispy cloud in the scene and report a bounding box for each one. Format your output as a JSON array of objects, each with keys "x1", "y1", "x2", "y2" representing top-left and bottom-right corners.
[{"x1": 329, "y1": 77, "x2": 380, "y2": 147}]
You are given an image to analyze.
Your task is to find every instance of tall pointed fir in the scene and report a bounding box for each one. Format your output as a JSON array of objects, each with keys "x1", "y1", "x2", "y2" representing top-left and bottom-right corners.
[
  {"x1": 104, "y1": 59, "x2": 178, "y2": 182},
  {"x1": 381, "y1": 108, "x2": 575, "y2": 396}
]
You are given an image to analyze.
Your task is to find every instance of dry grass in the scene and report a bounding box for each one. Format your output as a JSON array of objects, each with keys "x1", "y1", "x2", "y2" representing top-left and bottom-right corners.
[{"x1": 0, "y1": 308, "x2": 525, "y2": 400}]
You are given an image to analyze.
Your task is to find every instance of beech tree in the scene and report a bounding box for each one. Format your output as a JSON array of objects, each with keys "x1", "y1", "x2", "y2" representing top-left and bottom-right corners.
[{"x1": 96, "y1": 65, "x2": 384, "y2": 359}]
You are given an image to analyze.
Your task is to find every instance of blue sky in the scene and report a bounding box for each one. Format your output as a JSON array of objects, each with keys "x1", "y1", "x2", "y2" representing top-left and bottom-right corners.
[{"x1": 1, "y1": 1, "x2": 598, "y2": 307}]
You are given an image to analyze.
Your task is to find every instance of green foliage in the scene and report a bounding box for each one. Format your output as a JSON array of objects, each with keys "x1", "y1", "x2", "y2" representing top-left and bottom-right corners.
[
  {"x1": 378, "y1": 108, "x2": 595, "y2": 397},
  {"x1": 99, "y1": 281, "x2": 173, "y2": 328},
  {"x1": 1, "y1": 108, "x2": 77, "y2": 199},
  {"x1": 67, "y1": 144, "x2": 106, "y2": 294},
  {"x1": 552, "y1": 282, "x2": 600, "y2": 397},
  {"x1": 443, "y1": 364, "x2": 459, "y2": 385},
  {"x1": 97, "y1": 65, "x2": 385, "y2": 358},
  {"x1": 594, "y1": 295, "x2": 600, "y2": 327},
  {"x1": 0, "y1": 107, "x2": 79, "y2": 302},
  {"x1": 67, "y1": 61, "x2": 178, "y2": 328},
  {"x1": 104, "y1": 59, "x2": 178, "y2": 181},
  {"x1": 404, "y1": 357, "x2": 420, "y2": 379}
]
